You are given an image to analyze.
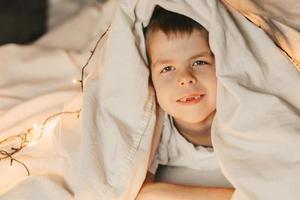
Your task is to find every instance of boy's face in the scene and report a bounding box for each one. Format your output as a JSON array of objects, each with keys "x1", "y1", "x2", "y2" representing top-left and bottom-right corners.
[{"x1": 148, "y1": 29, "x2": 217, "y2": 125}]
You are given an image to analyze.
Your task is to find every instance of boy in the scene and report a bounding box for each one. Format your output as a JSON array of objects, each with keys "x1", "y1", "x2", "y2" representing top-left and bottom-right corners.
[{"x1": 136, "y1": 6, "x2": 234, "y2": 200}]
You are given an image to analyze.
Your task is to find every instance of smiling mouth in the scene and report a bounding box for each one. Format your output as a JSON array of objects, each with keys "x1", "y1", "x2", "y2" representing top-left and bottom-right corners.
[{"x1": 176, "y1": 94, "x2": 205, "y2": 104}]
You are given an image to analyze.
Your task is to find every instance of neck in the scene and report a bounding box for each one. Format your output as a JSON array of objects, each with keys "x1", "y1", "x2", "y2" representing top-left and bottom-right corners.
[{"x1": 173, "y1": 110, "x2": 216, "y2": 147}]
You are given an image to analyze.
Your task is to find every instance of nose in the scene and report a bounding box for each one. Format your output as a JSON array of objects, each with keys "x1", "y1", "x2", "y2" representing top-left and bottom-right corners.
[{"x1": 178, "y1": 69, "x2": 197, "y2": 86}]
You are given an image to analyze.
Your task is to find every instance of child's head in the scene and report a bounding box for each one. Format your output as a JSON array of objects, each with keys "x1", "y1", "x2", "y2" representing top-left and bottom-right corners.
[{"x1": 144, "y1": 7, "x2": 217, "y2": 128}]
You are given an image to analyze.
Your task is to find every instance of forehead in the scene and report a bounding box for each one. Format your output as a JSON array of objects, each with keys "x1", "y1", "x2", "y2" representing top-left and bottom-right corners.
[{"x1": 147, "y1": 29, "x2": 210, "y2": 65}]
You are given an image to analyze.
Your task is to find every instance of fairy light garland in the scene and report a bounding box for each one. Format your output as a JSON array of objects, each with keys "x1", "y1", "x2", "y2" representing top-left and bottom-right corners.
[
  {"x1": 243, "y1": 15, "x2": 300, "y2": 72},
  {"x1": 79, "y1": 25, "x2": 111, "y2": 92},
  {"x1": 0, "y1": 110, "x2": 81, "y2": 176},
  {"x1": 0, "y1": 25, "x2": 110, "y2": 176}
]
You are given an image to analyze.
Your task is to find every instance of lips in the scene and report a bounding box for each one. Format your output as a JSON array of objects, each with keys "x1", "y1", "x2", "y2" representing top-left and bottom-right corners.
[{"x1": 176, "y1": 94, "x2": 205, "y2": 104}]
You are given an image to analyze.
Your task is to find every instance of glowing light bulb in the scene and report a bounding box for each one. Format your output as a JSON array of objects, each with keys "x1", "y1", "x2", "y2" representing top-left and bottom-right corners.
[
  {"x1": 32, "y1": 123, "x2": 39, "y2": 130},
  {"x1": 44, "y1": 117, "x2": 59, "y2": 137},
  {"x1": 8, "y1": 165, "x2": 13, "y2": 171},
  {"x1": 28, "y1": 141, "x2": 37, "y2": 147},
  {"x1": 72, "y1": 79, "x2": 78, "y2": 84}
]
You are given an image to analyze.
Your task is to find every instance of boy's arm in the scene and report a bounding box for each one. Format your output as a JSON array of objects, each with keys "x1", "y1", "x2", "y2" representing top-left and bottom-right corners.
[{"x1": 136, "y1": 172, "x2": 234, "y2": 200}]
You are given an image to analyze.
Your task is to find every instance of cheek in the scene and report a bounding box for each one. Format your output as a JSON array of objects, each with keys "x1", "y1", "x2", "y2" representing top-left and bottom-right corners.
[
  {"x1": 200, "y1": 73, "x2": 217, "y2": 102},
  {"x1": 152, "y1": 79, "x2": 171, "y2": 106},
  {"x1": 151, "y1": 77, "x2": 160, "y2": 93},
  {"x1": 152, "y1": 75, "x2": 167, "y2": 92},
  {"x1": 205, "y1": 69, "x2": 217, "y2": 90},
  {"x1": 153, "y1": 83, "x2": 166, "y2": 102},
  {"x1": 208, "y1": 75, "x2": 217, "y2": 106},
  {"x1": 210, "y1": 76, "x2": 217, "y2": 92}
]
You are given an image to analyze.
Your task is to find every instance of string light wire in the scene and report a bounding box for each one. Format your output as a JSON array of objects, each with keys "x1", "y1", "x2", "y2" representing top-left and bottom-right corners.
[{"x1": 0, "y1": 25, "x2": 111, "y2": 176}]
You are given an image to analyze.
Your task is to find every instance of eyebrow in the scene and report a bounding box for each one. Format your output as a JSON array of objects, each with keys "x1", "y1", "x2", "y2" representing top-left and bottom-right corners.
[
  {"x1": 190, "y1": 52, "x2": 213, "y2": 60},
  {"x1": 151, "y1": 59, "x2": 173, "y2": 68},
  {"x1": 151, "y1": 52, "x2": 212, "y2": 68}
]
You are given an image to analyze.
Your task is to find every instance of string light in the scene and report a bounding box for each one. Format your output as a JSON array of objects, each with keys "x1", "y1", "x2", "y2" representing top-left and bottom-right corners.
[
  {"x1": 72, "y1": 79, "x2": 82, "y2": 84},
  {"x1": 28, "y1": 141, "x2": 37, "y2": 147},
  {"x1": 32, "y1": 123, "x2": 39, "y2": 130},
  {"x1": 0, "y1": 110, "x2": 81, "y2": 176},
  {"x1": 0, "y1": 25, "x2": 111, "y2": 176},
  {"x1": 244, "y1": 15, "x2": 300, "y2": 72}
]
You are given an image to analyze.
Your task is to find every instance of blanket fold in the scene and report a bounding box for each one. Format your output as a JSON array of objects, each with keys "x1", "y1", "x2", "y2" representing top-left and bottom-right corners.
[{"x1": 0, "y1": 0, "x2": 299, "y2": 200}]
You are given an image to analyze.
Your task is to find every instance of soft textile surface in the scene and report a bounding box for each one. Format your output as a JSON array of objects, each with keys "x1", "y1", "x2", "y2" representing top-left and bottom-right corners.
[
  {"x1": 222, "y1": 0, "x2": 300, "y2": 66},
  {"x1": 149, "y1": 115, "x2": 233, "y2": 188},
  {"x1": 155, "y1": 165, "x2": 233, "y2": 188},
  {"x1": 0, "y1": 1, "x2": 116, "y2": 199},
  {"x1": 78, "y1": 0, "x2": 300, "y2": 199},
  {"x1": 0, "y1": 0, "x2": 299, "y2": 200}
]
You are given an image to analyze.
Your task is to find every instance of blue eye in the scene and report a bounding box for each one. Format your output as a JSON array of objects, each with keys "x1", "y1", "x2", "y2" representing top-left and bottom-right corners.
[
  {"x1": 192, "y1": 60, "x2": 208, "y2": 66},
  {"x1": 160, "y1": 66, "x2": 175, "y2": 74}
]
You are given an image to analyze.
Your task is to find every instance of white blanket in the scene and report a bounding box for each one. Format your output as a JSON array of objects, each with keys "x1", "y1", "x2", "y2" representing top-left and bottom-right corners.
[
  {"x1": 0, "y1": 0, "x2": 299, "y2": 200},
  {"x1": 0, "y1": 1, "x2": 116, "y2": 199}
]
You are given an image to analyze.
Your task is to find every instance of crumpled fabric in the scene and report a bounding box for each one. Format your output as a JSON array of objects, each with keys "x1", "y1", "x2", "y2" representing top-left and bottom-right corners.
[
  {"x1": 0, "y1": 0, "x2": 299, "y2": 200},
  {"x1": 77, "y1": 0, "x2": 300, "y2": 199}
]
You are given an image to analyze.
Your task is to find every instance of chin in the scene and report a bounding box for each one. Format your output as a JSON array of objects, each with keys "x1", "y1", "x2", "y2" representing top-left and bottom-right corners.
[{"x1": 177, "y1": 115, "x2": 209, "y2": 124}]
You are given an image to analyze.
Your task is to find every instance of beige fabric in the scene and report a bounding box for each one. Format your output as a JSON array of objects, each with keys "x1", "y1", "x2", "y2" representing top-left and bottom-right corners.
[
  {"x1": 0, "y1": 0, "x2": 299, "y2": 200},
  {"x1": 77, "y1": 0, "x2": 300, "y2": 199},
  {"x1": 149, "y1": 114, "x2": 220, "y2": 173},
  {"x1": 222, "y1": 0, "x2": 300, "y2": 68},
  {"x1": 0, "y1": 2, "x2": 116, "y2": 199},
  {"x1": 151, "y1": 115, "x2": 232, "y2": 188}
]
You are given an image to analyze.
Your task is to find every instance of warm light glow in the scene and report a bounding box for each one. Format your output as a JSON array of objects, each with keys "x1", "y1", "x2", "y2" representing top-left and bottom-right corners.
[
  {"x1": 32, "y1": 123, "x2": 39, "y2": 130},
  {"x1": 44, "y1": 118, "x2": 59, "y2": 137},
  {"x1": 28, "y1": 141, "x2": 37, "y2": 147},
  {"x1": 0, "y1": 10, "x2": 105, "y2": 177}
]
